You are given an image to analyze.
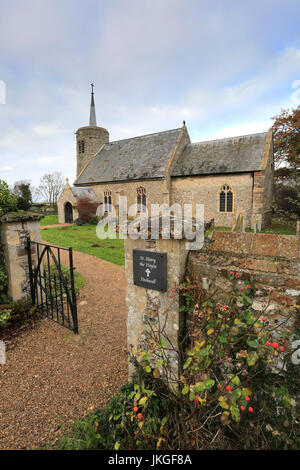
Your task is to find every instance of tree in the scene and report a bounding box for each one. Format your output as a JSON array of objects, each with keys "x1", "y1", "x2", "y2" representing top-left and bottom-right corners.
[
  {"x1": 73, "y1": 197, "x2": 99, "y2": 223},
  {"x1": 35, "y1": 172, "x2": 65, "y2": 205},
  {"x1": 0, "y1": 180, "x2": 18, "y2": 216},
  {"x1": 12, "y1": 180, "x2": 32, "y2": 211},
  {"x1": 271, "y1": 106, "x2": 300, "y2": 215},
  {"x1": 272, "y1": 106, "x2": 300, "y2": 179}
]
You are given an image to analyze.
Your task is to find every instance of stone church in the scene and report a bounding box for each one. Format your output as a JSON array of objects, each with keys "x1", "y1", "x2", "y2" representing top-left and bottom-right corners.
[{"x1": 58, "y1": 88, "x2": 274, "y2": 229}]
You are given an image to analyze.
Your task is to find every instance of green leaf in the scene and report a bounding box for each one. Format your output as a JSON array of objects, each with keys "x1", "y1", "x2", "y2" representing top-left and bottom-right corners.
[
  {"x1": 283, "y1": 395, "x2": 292, "y2": 409},
  {"x1": 247, "y1": 351, "x2": 258, "y2": 366},
  {"x1": 145, "y1": 366, "x2": 151, "y2": 373},
  {"x1": 218, "y1": 396, "x2": 229, "y2": 409},
  {"x1": 139, "y1": 396, "x2": 148, "y2": 405},
  {"x1": 231, "y1": 403, "x2": 240, "y2": 422},
  {"x1": 155, "y1": 360, "x2": 163, "y2": 367},
  {"x1": 187, "y1": 350, "x2": 195, "y2": 356},
  {"x1": 204, "y1": 379, "x2": 215, "y2": 389},
  {"x1": 247, "y1": 339, "x2": 259, "y2": 349},
  {"x1": 183, "y1": 358, "x2": 192, "y2": 369},
  {"x1": 114, "y1": 441, "x2": 120, "y2": 450},
  {"x1": 182, "y1": 385, "x2": 189, "y2": 395},
  {"x1": 242, "y1": 387, "x2": 252, "y2": 397},
  {"x1": 199, "y1": 349, "x2": 208, "y2": 357},
  {"x1": 233, "y1": 388, "x2": 241, "y2": 399},
  {"x1": 232, "y1": 376, "x2": 240, "y2": 386}
]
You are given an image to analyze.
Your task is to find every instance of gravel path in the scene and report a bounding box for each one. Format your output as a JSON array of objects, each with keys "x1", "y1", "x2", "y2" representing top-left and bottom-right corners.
[{"x1": 0, "y1": 249, "x2": 128, "y2": 450}]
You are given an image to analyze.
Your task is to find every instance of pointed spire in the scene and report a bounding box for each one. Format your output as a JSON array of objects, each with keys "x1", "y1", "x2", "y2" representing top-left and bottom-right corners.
[{"x1": 89, "y1": 83, "x2": 97, "y2": 126}]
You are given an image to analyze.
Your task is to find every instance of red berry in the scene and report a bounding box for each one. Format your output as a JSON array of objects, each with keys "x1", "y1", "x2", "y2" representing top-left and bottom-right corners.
[
  {"x1": 217, "y1": 384, "x2": 222, "y2": 390},
  {"x1": 272, "y1": 342, "x2": 279, "y2": 349},
  {"x1": 226, "y1": 385, "x2": 232, "y2": 391},
  {"x1": 265, "y1": 341, "x2": 271, "y2": 346},
  {"x1": 248, "y1": 407, "x2": 254, "y2": 413},
  {"x1": 230, "y1": 271, "x2": 234, "y2": 275},
  {"x1": 245, "y1": 396, "x2": 250, "y2": 402},
  {"x1": 170, "y1": 294, "x2": 174, "y2": 299},
  {"x1": 137, "y1": 413, "x2": 143, "y2": 420},
  {"x1": 241, "y1": 288, "x2": 245, "y2": 292},
  {"x1": 172, "y1": 288, "x2": 176, "y2": 293},
  {"x1": 262, "y1": 317, "x2": 267, "y2": 322},
  {"x1": 279, "y1": 346, "x2": 285, "y2": 352},
  {"x1": 246, "y1": 285, "x2": 251, "y2": 289},
  {"x1": 133, "y1": 407, "x2": 138, "y2": 413},
  {"x1": 240, "y1": 405, "x2": 245, "y2": 411},
  {"x1": 193, "y1": 395, "x2": 199, "y2": 403}
]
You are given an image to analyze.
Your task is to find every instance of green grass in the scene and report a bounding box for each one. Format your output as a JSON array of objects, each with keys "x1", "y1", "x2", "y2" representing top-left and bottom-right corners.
[
  {"x1": 40, "y1": 214, "x2": 58, "y2": 226},
  {"x1": 41, "y1": 224, "x2": 124, "y2": 266},
  {"x1": 45, "y1": 264, "x2": 86, "y2": 292}
]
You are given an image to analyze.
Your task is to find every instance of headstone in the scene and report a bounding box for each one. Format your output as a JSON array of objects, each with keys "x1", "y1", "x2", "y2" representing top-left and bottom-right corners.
[{"x1": 232, "y1": 214, "x2": 244, "y2": 232}]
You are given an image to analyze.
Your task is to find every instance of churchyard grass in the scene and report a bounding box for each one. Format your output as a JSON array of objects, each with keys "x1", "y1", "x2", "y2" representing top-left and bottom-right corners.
[
  {"x1": 40, "y1": 214, "x2": 58, "y2": 226},
  {"x1": 41, "y1": 224, "x2": 125, "y2": 266}
]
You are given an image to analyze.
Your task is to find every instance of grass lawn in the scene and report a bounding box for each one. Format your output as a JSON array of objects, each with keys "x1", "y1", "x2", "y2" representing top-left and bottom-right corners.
[
  {"x1": 40, "y1": 214, "x2": 59, "y2": 226},
  {"x1": 41, "y1": 224, "x2": 124, "y2": 266},
  {"x1": 46, "y1": 263, "x2": 86, "y2": 292}
]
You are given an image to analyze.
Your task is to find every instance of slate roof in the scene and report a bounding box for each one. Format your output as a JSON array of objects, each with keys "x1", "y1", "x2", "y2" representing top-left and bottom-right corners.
[
  {"x1": 75, "y1": 128, "x2": 182, "y2": 185},
  {"x1": 71, "y1": 186, "x2": 98, "y2": 200},
  {"x1": 171, "y1": 132, "x2": 267, "y2": 177}
]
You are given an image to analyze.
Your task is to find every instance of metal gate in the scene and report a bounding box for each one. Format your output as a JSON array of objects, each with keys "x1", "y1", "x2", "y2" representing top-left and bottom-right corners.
[{"x1": 27, "y1": 239, "x2": 78, "y2": 333}]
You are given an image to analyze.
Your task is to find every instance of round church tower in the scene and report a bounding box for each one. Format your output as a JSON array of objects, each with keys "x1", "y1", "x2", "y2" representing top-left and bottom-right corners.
[{"x1": 76, "y1": 84, "x2": 109, "y2": 177}]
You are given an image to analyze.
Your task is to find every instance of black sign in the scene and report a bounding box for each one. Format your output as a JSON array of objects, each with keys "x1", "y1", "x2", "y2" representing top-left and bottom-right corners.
[{"x1": 133, "y1": 249, "x2": 167, "y2": 292}]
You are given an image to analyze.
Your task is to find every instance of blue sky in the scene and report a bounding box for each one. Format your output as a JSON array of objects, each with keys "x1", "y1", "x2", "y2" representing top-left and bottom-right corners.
[{"x1": 0, "y1": 0, "x2": 299, "y2": 190}]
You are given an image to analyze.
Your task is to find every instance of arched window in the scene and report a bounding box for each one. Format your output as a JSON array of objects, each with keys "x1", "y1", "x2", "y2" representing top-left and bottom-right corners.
[
  {"x1": 219, "y1": 185, "x2": 233, "y2": 212},
  {"x1": 137, "y1": 187, "x2": 146, "y2": 213},
  {"x1": 104, "y1": 190, "x2": 112, "y2": 213},
  {"x1": 78, "y1": 140, "x2": 85, "y2": 154}
]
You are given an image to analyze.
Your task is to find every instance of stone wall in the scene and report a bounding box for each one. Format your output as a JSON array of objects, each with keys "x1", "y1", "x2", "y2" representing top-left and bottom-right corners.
[
  {"x1": 251, "y1": 130, "x2": 274, "y2": 229},
  {"x1": 76, "y1": 126, "x2": 109, "y2": 177},
  {"x1": 91, "y1": 179, "x2": 167, "y2": 215},
  {"x1": 0, "y1": 213, "x2": 43, "y2": 301},
  {"x1": 57, "y1": 183, "x2": 79, "y2": 223},
  {"x1": 171, "y1": 172, "x2": 254, "y2": 227},
  {"x1": 187, "y1": 231, "x2": 300, "y2": 325}
]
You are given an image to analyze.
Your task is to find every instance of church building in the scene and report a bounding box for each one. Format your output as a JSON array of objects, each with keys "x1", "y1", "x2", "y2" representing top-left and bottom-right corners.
[{"x1": 58, "y1": 87, "x2": 274, "y2": 229}]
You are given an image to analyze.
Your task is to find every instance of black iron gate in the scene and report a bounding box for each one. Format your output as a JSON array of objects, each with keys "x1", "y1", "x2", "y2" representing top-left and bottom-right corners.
[{"x1": 27, "y1": 239, "x2": 78, "y2": 333}]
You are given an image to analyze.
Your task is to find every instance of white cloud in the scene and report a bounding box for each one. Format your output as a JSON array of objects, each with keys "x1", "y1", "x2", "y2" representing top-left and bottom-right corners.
[
  {"x1": 0, "y1": 0, "x2": 299, "y2": 187},
  {"x1": 32, "y1": 125, "x2": 59, "y2": 137},
  {"x1": 0, "y1": 165, "x2": 14, "y2": 172}
]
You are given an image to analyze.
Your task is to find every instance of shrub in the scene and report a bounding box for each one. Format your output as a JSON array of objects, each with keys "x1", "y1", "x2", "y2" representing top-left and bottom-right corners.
[
  {"x1": 274, "y1": 183, "x2": 300, "y2": 216},
  {"x1": 12, "y1": 181, "x2": 32, "y2": 211},
  {"x1": 87, "y1": 216, "x2": 99, "y2": 225},
  {"x1": 73, "y1": 197, "x2": 99, "y2": 224},
  {"x1": 51, "y1": 274, "x2": 298, "y2": 450},
  {"x1": 0, "y1": 179, "x2": 18, "y2": 217},
  {"x1": 0, "y1": 308, "x2": 11, "y2": 326},
  {"x1": 0, "y1": 264, "x2": 8, "y2": 303}
]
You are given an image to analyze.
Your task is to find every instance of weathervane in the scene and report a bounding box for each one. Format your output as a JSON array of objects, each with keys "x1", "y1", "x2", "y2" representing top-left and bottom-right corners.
[{"x1": 91, "y1": 82, "x2": 94, "y2": 94}]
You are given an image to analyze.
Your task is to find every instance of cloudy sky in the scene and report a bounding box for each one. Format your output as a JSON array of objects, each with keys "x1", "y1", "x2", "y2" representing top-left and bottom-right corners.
[{"x1": 0, "y1": 0, "x2": 299, "y2": 190}]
